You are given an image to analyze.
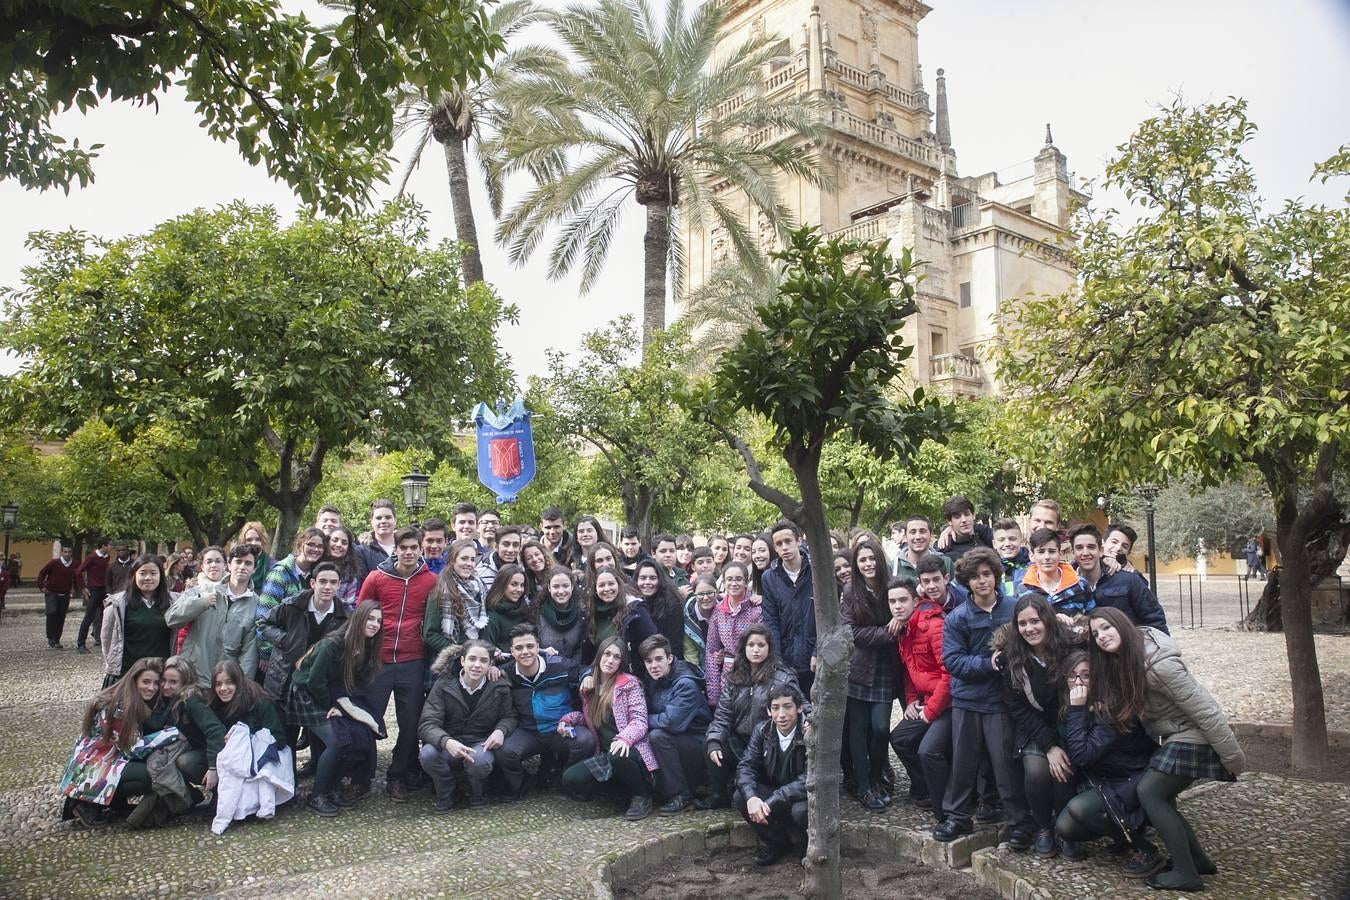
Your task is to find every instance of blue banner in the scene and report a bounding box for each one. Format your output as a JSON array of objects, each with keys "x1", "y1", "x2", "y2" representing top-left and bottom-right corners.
[{"x1": 473, "y1": 397, "x2": 537, "y2": 504}]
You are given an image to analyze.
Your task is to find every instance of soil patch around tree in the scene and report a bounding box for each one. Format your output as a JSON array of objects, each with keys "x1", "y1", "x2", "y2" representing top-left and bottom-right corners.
[
  {"x1": 613, "y1": 846, "x2": 1000, "y2": 900},
  {"x1": 1238, "y1": 732, "x2": 1350, "y2": 784}
]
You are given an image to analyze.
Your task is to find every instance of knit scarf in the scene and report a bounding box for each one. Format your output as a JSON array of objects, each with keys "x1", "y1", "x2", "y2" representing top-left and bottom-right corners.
[
  {"x1": 541, "y1": 595, "x2": 581, "y2": 632},
  {"x1": 591, "y1": 597, "x2": 621, "y2": 643},
  {"x1": 445, "y1": 574, "x2": 488, "y2": 640}
]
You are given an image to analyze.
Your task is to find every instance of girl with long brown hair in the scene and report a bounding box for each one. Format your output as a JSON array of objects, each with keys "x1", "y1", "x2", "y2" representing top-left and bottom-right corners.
[
  {"x1": 483, "y1": 563, "x2": 532, "y2": 655},
  {"x1": 1054, "y1": 649, "x2": 1160, "y2": 875},
  {"x1": 557, "y1": 635, "x2": 658, "y2": 820},
  {"x1": 585, "y1": 566, "x2": 656, "y2": 665},
  {"x1": 840, "y1": 538, "x2": 901, "y2": 812},
  {"x1": 704, "y1": 624, "x2": 802, "y2": 809},
  {"x1": 59, "y1": 656, "x2": 165, "y2": 827},
  {"x1": 423, "y1": 537, "x2": 488, "y2": 656},
  {"x1": 288, "y1": 600, "x2": 384, "y2": 816},
  {"x1": 991, "y1": 593, "x2": 1082, "y2": 856},
  {"x1": 533, "y1": 565, "x2": 587, "y2": 663},
  {"x1": 1087, "y1": 607, "x2": 1245, "y2": 891}
]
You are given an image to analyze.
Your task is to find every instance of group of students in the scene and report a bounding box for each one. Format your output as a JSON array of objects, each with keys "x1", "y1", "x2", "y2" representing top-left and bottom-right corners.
[{"x1": 56, "y1": 496, "x2": 1243, "y2": 890}]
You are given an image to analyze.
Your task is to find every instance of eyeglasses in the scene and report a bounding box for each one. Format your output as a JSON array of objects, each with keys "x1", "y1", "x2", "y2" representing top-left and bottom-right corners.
[
  {"x1": 1067, "y1": 674, "x2": 1090, "y2": 684},
  {"x1": 724, "y1": 576, "x2": 746, "y2": 583},
  {"x1": 303, "y1": 542, "x2": 325, "y2": 551},
  {"x1": 694, "y1": 591, "x2": 717, "y2": 599}
]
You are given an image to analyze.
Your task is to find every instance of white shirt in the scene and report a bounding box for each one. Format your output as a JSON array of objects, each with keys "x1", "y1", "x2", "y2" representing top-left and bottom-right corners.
[
  {"x1": 307, "y1": 596, "x2": 333, "y2": 625},
  {"x1": 459, "y1": 672, "x2": 486, "y2": 695},
  {"x1": 777, "y1": 726, "x2": 797, "y2": 752}
]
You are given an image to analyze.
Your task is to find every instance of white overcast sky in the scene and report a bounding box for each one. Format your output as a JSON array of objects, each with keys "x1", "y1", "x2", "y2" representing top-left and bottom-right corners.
[{"x1": 2, "y1": 0, "x2": 1347, "y2": 383}]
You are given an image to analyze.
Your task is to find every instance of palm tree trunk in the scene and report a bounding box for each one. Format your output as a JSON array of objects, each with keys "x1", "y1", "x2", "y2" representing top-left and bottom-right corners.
[
  {"x1": 641, "y1": 200, "x2": 670, "y2": 352},
  {"x1": 442, "y1": 136, "x2": 485, "y2": 285}
]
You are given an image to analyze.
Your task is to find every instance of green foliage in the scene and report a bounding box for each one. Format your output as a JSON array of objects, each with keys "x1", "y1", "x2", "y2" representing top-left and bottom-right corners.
[
  {"x1": 1133, "y1": 475, "x2": 1274, "y2": 563},
  {"x1": 997, "y1": 98, "x2": 1350, "y2": 493},
  {"x1": 1, "y1": 0, "x2": 502, "y2": 212},
  {"x1": 488, "y1": 0, "x2": 825, "y2": 341},
  {"x1": 531, "y1": 316, "x2": 716, "y2": 536},
  {"x1": 1, "y1": 202, "x2": 516, "y2": 550},
  {"x1": 689, "y1": 228, "x2": 954, "y2": 476}
]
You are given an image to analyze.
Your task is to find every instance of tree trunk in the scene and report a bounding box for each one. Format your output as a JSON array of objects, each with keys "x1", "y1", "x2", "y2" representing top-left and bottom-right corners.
[
  {"x1": 1261, "y1": 452, "x2": 1334, "y2": 773},
  {"x1": 272, "y1": 502, "x2": 302, "y2": 561},
  {"x1": 640, "y1": 200, "x2": 670, "y2": 353},
  {"x1": 792, "y1": 451, "x2": 848, "y2": 899},
  {"x1": 441, "y1": 134, "x2": 485, "y2": 285},
  {"x1": 620, "y1": 482, "x2": 655, "y2": 547}
]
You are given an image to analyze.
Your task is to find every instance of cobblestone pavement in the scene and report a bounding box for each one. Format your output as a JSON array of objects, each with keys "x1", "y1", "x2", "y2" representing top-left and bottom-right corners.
[
  {"x1": 1, "y1": 612, "x2": 1347, "y2": 898},
  {"x1": 1170, "y1": 629, "x2": 1350, "y2": 734}
]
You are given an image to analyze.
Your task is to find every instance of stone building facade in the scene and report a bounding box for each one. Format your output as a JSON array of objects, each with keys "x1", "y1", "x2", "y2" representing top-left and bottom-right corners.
[{"x1": 681, "y1": 0, "x2": 1088, "y2": 397}]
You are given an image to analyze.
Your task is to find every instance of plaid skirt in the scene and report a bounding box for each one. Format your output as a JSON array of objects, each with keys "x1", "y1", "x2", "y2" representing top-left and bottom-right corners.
[
  {"x1": 283, "y1": 682, "x2": 330, "y2": 729},
  {"x1": 1150, "y1": 740, "x2": 1237, "y2": 782}
]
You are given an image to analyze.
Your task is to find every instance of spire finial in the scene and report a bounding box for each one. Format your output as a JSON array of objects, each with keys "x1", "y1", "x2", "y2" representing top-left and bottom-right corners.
[
  {"x1": 1044, "y1": 122, "x2": 1054, "y2": 145},
  {"x1": 934, "y1": 68, "x2": 951, "y2": 152}
]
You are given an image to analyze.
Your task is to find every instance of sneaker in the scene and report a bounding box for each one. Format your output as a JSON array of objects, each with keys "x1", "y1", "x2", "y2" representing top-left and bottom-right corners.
[
  {"x1": 1007, "y1": 827, "x2": 1033, "y2": 853},
  {"x1": 341, "y1": 783, "x2": 371, "y2": 805},
  {"x1": 77, "y1": 646, "x2": 90, "y2": 655},
  {"x1": 432, "y1": 794, "x2": 455, "y2": 814},
  {"x1": 754, "y1": 844, "x2": 789, "y2": 866},
  {"x1": 975, "y1": 801, "x2": 1002, "y2": 825},
  {"x1": 657, "y1": 795, "x2": 692, "y2": 816},
  {"x1": 933, "y1": 819, "x2": 973, "y2": 842},
  {"x1": 1032, "y1": 828, "x2": 1058, "y2": 858},
  {"x1": 1145, "y1": 872, "x2": 1205, "y2": 892},
  {"x1": 332, "y1": 791, "x2": 357, "y2": 809},
  {"x1": 860, "y1": 790, "x2": 887, "y2": 813},
  {"x1": 1123, "y1": 849, "x2": 1166, "y2": 879},
  {"x1": 468, "y1": 792, "x2": 489, "y2": 810},
  {"x1": 695, "y1": 794, "x2": 727, "y2": 810},
  {"x1": 1060, "y1": 837, "x2": 1086, "y2": 861},
  {"x1": 306, "y1": 793, "x2": 340, "y2": 818},
  {"x1": 623, "y1": 795, "x2": 653, "y2": 821},
  {"x1": 71, "y1": 800, "x2": 110, "y2": 829},
  {"x1": 386, "y1": 781, "x2": 410, "y2": 804}
]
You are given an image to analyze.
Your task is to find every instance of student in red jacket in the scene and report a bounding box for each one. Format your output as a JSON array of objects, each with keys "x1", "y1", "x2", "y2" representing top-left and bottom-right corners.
[
  {"x1": 357, "y1": 526, "x2": 437, "y2": 802},
  {"x1": 887, "y1": 575, "x2": 953, "y2": 823}
]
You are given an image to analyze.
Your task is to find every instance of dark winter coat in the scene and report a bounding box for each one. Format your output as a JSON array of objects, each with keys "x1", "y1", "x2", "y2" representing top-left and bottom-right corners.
[
  {"x1": 840, "y1": 587, "x2": 900, "y2": 692},
  {"x1": 736, "y1": 719, "x2": 807, "y2": 804},
  {"x1": 418, "y1": 646, "x2": 518, "y2": 748},
  {"x1": 941, "y1": 594, "x2": 1014, "y2": 713},
  {"x1": 705, "y1": 662, "x2": 801, "y2": 758},
  {"x1": 991, "y1": 623, "x2": 1065, "y2": 752},
  {"x1": 257, "y1": 590, "x2": 348, "y2": 700},
  {"x1": 499, "y1": 654, "x2": 582, "y2": 734},
  {"x1": 642, "y1": 660, "x2": 711, "y2": 736},
  {"x1": 1088, "y1": 569, "x2": 1168, "y2": 633},
  {"x1": 760, "y1": 555, "x2": 816, "y2": 675}
]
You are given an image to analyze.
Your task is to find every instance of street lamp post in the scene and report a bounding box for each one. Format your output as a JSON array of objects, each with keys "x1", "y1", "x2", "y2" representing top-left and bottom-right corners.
[
  {"x1": 1, "y1": 501, "x2": 17, "y2": 571},
  {"x1": 1136, "y1": 484, "x2": 1161, "y2": 589},
  {"x1": 400, "y1": 469, "x2": 430, "y2": 527}
]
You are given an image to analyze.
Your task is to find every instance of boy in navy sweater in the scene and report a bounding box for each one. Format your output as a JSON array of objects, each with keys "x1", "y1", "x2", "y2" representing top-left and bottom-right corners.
[{"x1": 935, "y1": 547, "x2": 1033, "y2": 849}]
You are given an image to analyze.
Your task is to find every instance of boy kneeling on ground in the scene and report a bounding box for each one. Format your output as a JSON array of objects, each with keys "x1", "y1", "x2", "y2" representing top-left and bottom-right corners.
[{"x1": 735, "y1": 683, "x2": 808, "y2": 866}]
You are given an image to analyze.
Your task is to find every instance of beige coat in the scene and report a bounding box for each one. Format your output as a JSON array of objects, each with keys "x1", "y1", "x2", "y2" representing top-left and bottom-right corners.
[{"x1": 1141, "y1": 627, "x2": 1245, "y2": 775}]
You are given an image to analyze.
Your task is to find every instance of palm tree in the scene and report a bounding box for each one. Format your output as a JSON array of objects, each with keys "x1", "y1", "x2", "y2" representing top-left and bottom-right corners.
[
  {"x1": 680, "y1": 257, "x2": 782, "y2": 372},
  {"x1": 388, "y1": 0, "x2": 565, "y2": 284},
  {"x1": 488, "y1": 0, "x2": 825, "y2": 350}
]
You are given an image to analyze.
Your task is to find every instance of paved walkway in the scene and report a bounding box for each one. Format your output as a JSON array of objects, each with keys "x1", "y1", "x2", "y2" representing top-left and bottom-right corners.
[{"x1": 1, "y1": 611, "x2": 1347, "y2": 898}]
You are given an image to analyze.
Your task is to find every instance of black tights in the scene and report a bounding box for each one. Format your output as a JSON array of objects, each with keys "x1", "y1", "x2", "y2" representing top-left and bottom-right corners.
[
  {"x1": 1056, "y1": 789, "x2": 1119, "y2": 842},
  {"x1": 846, "y1": 697, "x2": 890, "y2": 795},
  {"x1": 1138, "y1": 770, "x2": 1212, "y2": 886},
  {"x1": 1022, "y1": 751, "x2": 1076, "y2": 830}
]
